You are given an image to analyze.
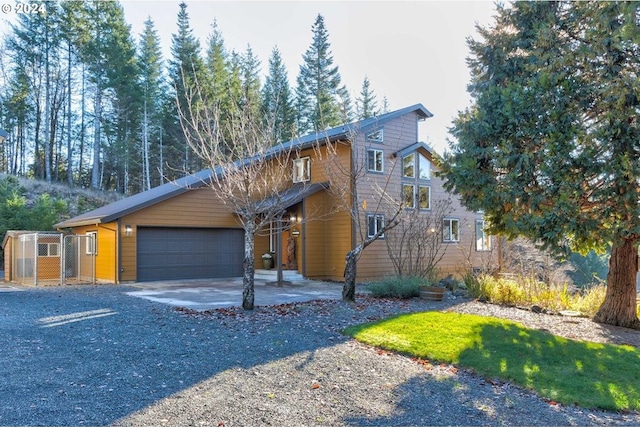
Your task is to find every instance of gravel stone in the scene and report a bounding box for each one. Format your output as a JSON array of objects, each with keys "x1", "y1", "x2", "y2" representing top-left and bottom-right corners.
[{"x1": 1, "y1": 285, "x2": 638, "y2": 426}]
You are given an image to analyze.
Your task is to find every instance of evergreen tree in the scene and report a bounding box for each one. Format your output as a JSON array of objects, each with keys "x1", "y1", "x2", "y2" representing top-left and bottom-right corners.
[
  {"x1": 261, "y1": 46, "x2": 296, "y2": 143},
  {"x1": 356, "y1": 76, "x2": 379, "y2": 119},
  {"x1": 167, "y1": 1, "x2": 206, "y2": 176},
  {"x1": 203, "y1": 20, "x2": 230, "y2": 107},
  {"x1": 138, "y1": 17, "x2": 165, "y2": 190},
  {"x1": 295, "y1": 14, "x2": 349, "y2": 133},
  {"x1": 239, "y1": 45, "x2": 262, "y2": 120},
  {"x1": 441, "y1": 1, "x2": 640, "y2": 329}
]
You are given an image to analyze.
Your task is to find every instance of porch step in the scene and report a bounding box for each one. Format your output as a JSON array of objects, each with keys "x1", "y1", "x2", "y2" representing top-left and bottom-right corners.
[{"x1": 255, "y1": 269, "x2": 304, "y2": 281}]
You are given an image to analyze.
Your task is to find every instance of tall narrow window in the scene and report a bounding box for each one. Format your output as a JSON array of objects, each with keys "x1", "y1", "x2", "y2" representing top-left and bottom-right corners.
[
  {"x1": 403, "y1": 184, "x2": 415, "y2": 208},
  {"x1": 418, "y1": 152, "x2": 431, "y2": 180},
  {"x1": 292, "y1": 157, "x2": 310, "y2": 183},
  {"x1": 367, "y1": 149, "x2": 384, "y2": 172},
  {"x1": 403, "y1": 153, "x2": 415, "y2": 178},
  {"x1": 367, "y1": 214, "x2": 385, "y2": 239},
  {"x1": 418, "y1": 185, "x2": 431, "y2": 209},
  {"x1": 443, "y1": 219, "x2": 460, "y2": 242},
  {"x1": 476, "y1": 220, "x2": 491, "y2": 251}
]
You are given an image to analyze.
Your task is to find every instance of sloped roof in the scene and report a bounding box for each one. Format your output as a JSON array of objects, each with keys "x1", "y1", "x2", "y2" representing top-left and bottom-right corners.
[{"x1": 55, "y1": 104, "x2": 432, "y2": 229}]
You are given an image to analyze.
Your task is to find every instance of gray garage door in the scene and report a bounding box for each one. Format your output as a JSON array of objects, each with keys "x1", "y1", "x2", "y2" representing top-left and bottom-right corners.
[{"x1": 137, "y1": 227, "x2": 244, "y2": 282}]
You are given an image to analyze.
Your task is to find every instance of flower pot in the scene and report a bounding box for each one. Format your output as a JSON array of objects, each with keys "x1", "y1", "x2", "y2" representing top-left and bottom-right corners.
[
  {"x1": 420, "y1": 286, "x2": 445, "y2": 301},
  {"x1": 263, "y1": 258, "x2": 273, "y2": 269}
]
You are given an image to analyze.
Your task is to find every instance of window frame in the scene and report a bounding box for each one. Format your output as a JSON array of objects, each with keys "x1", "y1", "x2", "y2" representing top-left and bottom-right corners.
[
  {"x1": 402, "y1": 183, "x2": 415, "y2": 208},
  {"x1": 402, "y1": 153, "x2": 415, "y2": 178},
  {"x1": 418, "y1": 185, "x2": 431, "y2": 210},
  {"x1": 38, "y1": 242, "x2": 60, "y2": 257},
  {"x1": 292, "y1": 156, "x2": 311, "y2": 183},
  {"x1": 443, "y1": 218, "x2": 460, "y2": 243},
  {"x1": 367, "y1": 213, "x2": 385, "y2": 239},
  {"x1": 418, "y1": 152, "x2": 431, "y2": 180},
  {"x1": 475, "y1": 220, "x2": 491, "y2": 251},
  {"x1": 366, "y1": 129, "x2": 384, "y2": 143},
  {"x1": 367, "y1": 148, "x2": 384, "y2": 173},
  {"x1": 86, "y1": 231, "x2": 97, "y2": 255}
]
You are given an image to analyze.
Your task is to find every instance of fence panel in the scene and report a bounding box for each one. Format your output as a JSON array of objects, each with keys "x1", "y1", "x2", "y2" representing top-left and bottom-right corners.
[{"x1": 63, "y1": 235, "x2": 95, "y2": 285}]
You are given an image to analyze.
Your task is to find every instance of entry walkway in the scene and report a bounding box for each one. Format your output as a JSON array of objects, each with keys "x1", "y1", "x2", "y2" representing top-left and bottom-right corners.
[{"x1": 125, "y1": 275, "x2": 346, "y2": 311}]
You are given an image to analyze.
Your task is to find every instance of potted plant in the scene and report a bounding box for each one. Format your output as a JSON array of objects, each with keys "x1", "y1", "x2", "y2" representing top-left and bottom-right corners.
[{"x1": 262, "y1": 253, "x2": 273, "y2": 269}]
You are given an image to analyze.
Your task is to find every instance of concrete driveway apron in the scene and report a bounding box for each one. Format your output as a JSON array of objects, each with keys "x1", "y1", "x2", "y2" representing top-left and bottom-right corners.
[{"x1": 125, "y1": 276, "x2": 345, "y2": 311}]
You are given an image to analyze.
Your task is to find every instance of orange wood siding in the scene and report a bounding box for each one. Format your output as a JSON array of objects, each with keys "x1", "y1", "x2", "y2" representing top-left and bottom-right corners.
[
  {"x1": 72, "y1": 224, "x2": 117, "y2": 283},
  {"x1": 119, "y1": 187, "x2": 240, "y2": 282}
]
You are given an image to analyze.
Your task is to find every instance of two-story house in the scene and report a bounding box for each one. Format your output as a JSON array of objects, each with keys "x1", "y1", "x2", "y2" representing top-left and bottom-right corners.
[{"x1": 53, "y1": 104, "x2": 493, "y2": 284}]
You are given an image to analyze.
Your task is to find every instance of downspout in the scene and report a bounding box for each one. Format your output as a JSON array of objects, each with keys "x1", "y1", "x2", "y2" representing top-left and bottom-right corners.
[{"x1": 301, "y1": 199, "x2": 306, "y2": 278}]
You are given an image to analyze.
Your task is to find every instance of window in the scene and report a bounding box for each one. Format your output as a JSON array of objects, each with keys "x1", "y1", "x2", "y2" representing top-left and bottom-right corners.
[
  {"x1": 366, "y1": 129, "x2": 384, "y2": 143},
  {"x1": 367, "y1": 214, "x2": 385, "y2": 239},
  {"x1": 367, "y1": 149, "x2": 384, "y2": 173},
  {"x1": 292, "y1": 157, "x2": 310, "y2": 183},
  {"x1": 418, "y1": 153, "x2": 431, "y2": 180},
  {"x1": 38, "y1": 243, "x2": 59, "y2": 257},
  {"x1": 403, "y1": 153, "x2": 415, "y2": 178},
  {"x1": 418, "y1": 185, "x2": 431, "y2": 209},
  {"x1": 476, "y1": 220, "x2": 491, "y2": 251},
  {"x1": 403, "y1": 184, "x2": 415, "y2": 208},
  {"x1": 443, "y1": 219, "x2": 460, "y2": 242},
  {"x1": 402, "y1": 150, "x2": 432, "y2": 210},
  {"x1": 86, "y1": 232, "x2": 97, "y2": 255}
]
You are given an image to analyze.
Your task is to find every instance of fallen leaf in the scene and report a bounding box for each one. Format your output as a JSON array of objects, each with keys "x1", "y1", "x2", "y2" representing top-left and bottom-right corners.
[{"x1": 312, "y1": 383, "x2": 320, "y2": 389}]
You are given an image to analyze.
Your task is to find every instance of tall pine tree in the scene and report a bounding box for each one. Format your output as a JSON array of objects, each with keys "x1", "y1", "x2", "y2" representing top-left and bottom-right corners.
[
  {"x1": 355, "y1": 76, "x2": 379, "y2": 119},
  {"x1": 261, "y1": 46, "x2": 296, "y2": 143},
  {"x1": 295, "y1": 14, "x2": 350, "y2": 133}
]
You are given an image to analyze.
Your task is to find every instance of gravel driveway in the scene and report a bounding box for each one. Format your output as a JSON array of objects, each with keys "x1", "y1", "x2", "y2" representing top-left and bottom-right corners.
[{"x1": 1, "y1": 285, "x2": 639, "y2": 426}]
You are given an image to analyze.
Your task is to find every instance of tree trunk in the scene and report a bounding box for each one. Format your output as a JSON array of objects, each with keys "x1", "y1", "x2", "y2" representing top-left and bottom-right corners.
[
  {"x1": 343, "y1": 248, "x2": 359, "y2": 302},
  {"x1": 242, "y1": 227, "x2": 256, "y2": 310},
  {"x1": 91, "y1": 86, "x2": 101, "y2": 189},
  {"x1": 593, "y1": 238, "x2": 640, "y2": 329}
]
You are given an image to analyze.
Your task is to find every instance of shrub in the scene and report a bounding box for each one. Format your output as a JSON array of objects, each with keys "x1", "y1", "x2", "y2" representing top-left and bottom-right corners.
[{"x1": 367, "y1": 276, "x2": 424, "y2": 299}]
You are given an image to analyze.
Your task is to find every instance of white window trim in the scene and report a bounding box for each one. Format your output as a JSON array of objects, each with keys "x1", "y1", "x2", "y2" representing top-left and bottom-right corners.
[
  {"x1": 418, "y1": 152, "x2": 431, "y2": 180},
  {"x1": 443, "y1": 218, "x2": 460, "y2": 243},
  {"x1": 367, "y1": 213, "x2": 385, "y2": 239},
  {"x1": 476, "y1": 220, "x2": 491, "y2": 251},
  {"x1": 38, "y1": 242, "x2": 60, "y2": 257},
  {"x1": 292, "y1": 157, "x2": 311, "y2": 183},
  {"x1": 367, "y1": 149, "x2": 384, "y2": 173},
  {"x1": 86, "y1": 231, "x2": 97, "y2": 255},
  {"x1": 366, "y1": 129, "x2": 384, "y2": 143},
  {"x1": 402, "y1": 153, "x2": 415, "y2": 179}
]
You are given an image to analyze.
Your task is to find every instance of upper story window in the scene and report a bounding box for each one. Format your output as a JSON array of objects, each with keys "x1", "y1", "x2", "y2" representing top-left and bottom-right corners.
[
  {"x1": 292, "y1": 157, "x2": 310, "y2": 183},
  {"x1": 403, "y1": 152, "x2": 430, "y2": 179},
  {"x1": 367, "y1": 149, "x2": 384, "y2": 173},
  {"x1": 402, "y1": 150, "x2": 432, "y2": 210},
  {"x1": 366, "y1": 129, "x2": 384, "y2": 143}
]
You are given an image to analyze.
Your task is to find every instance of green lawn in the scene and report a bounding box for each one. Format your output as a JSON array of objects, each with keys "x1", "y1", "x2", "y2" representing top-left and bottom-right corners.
[{"x1": 344, "y1": 311, "x2": 640, "y2": 411}]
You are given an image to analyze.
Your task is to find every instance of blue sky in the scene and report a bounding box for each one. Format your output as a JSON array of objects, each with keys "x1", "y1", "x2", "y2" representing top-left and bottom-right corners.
[
  {"x1": 0, "y1": 1, "x2": 498, "y2": 154},
  {"x1": 120, "y1": 1, "x2": 498, "y2": 154}
]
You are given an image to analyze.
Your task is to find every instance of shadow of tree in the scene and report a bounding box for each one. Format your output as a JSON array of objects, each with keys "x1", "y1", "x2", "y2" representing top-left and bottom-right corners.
[{"x1": 457, "y1": 322, "x2": 640, "y2": 410}]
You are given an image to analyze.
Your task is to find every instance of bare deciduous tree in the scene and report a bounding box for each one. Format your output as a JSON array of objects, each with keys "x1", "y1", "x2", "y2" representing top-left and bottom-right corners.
[
  {"x1": 179, "y1": 85, "x2": 322, "y2": 309},
  {"x1": 323, "y1": 135, "x2": 404, "y2": 302},
  {"x1": 385, "y1": 199, "x2": 453, "y2": 280}
]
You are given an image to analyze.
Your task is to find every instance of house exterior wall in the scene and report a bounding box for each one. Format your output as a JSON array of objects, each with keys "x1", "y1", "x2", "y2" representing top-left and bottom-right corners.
[
  {"x1": 3, "y1": 237, "x2": 12, "y2": 281},
  {"x1": 72, "y1": 224, "x2": 117, "y2": 283},
  {"x1": 353, "y1": 112, "x2": 496, "y2": 281}
]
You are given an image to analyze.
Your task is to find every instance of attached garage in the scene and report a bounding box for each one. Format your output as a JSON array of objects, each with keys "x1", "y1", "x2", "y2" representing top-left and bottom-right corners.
[{"x1": 136, "y1": 227, "x2": 244, "y2": 282}]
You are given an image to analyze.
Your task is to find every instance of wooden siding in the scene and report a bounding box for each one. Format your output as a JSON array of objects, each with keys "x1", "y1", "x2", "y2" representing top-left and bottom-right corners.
[
  {"x1": 72, "y1": 224, "x2": 117, "y2": 283},
  {"x1": 119, "y1": 187, "x2": 239, "y2": 282},
  {"x1": 3, "y1": 238, "x2": 11, "y2": 281},
  {"x1": 354, "y1": 111, "x2": 497, "y2": 281}
]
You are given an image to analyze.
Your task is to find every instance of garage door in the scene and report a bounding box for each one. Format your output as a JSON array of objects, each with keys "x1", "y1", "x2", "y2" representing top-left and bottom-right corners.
[{"x1": 137, "y1": 227, "x2": 244, "y2": 282}]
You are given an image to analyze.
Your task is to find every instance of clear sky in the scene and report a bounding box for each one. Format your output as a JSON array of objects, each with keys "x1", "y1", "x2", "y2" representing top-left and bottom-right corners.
[
  {"x1": 0, "y1": 1, "x2": 498, "y2": 154},
  {"x1": 120, "y1": 0, "x2": 498, "y2": 154}
]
